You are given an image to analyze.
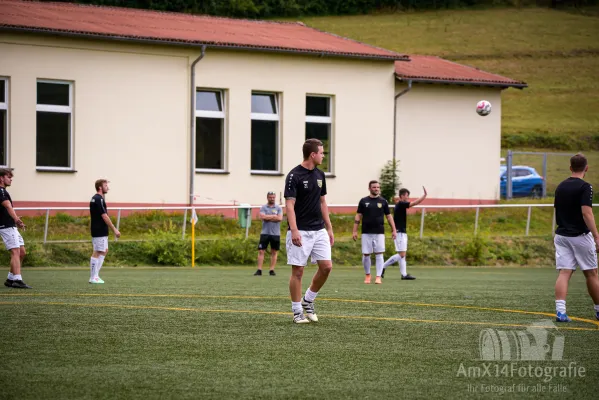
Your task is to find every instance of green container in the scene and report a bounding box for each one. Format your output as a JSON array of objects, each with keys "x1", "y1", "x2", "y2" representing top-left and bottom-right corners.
[{"x1": 238, "y1": 203, "x2": 252, "y2": 229}]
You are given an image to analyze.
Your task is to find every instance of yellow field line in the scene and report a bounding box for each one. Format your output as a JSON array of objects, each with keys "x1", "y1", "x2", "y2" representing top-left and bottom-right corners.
[{"x1": 0, "y1": 300, "x2": 596, "y2": 331}]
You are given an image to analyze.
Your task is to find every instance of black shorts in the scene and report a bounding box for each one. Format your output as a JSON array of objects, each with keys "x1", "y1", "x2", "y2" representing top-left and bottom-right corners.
[{"x1": 258, "y1": 234, "x2": 280, "y2": 251}]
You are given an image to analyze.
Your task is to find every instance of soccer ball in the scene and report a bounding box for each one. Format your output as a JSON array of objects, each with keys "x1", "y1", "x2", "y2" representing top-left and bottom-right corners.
[{"x1": 476, "y1": 100, "x2": 492, "y2": 116}]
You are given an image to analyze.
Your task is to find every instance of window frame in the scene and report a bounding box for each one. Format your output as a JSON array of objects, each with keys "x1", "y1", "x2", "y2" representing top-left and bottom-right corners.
[
  {"x1": 0, "y1": 78, "x2": 8, "y2": 167},
  {"x1": 305, "y1": 94, "x2": 333, "y2": 175},
  {"x1": 250, "y1": 92, "x2": 281, "y2": 174},
  {"x1": 36, "y1": 79, "x2": 74, "y2": 171},
  {"x1": 195, "y1": 89, "x2": 227, "y2": 173}
]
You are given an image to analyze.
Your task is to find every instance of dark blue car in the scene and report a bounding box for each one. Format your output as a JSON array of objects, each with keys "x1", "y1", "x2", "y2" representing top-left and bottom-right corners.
[{"x1": 500, "y1": 166, "x2": 544, "y2": 198}]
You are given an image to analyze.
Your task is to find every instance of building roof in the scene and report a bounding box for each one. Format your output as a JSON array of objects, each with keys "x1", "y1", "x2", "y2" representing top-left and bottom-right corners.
[
  {"x1": 395, "y1": 55, "x2": 527, "y2": 89},
  {"x1": 0, "y1": 0, "x2": 408, "y2": 61}
]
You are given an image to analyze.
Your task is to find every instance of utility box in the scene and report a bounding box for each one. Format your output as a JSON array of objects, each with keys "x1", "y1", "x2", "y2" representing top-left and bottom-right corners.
[{"x1": 238, "y1": 204, "x2": 252, "y2": 229}]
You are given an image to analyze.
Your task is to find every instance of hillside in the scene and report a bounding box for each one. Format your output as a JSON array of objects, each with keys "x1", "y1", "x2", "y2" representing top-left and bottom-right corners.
[{"x1": 299, "y1": 7, "x2": 599, "y2": 150}]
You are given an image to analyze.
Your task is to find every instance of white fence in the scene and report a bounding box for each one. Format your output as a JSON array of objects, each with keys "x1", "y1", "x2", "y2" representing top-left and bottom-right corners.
[{"x1": 14, "y1": 203, "x2": 585, "y2": 244}]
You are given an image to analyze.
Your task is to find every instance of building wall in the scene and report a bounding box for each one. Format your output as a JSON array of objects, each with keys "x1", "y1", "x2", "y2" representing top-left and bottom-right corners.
[
  {"x1": 0, "y1": 34, "x2": 396, "y2": 208},
  {"x1": 395, "y1": 82, "x2": 503, "y2": 202}
]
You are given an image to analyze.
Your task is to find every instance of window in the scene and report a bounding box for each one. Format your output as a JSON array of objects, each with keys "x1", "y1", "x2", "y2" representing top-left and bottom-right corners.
[
  {"x1": 305, "y1": 96, "x2": 332, "y2": 173},
  {"x1": 196, "y1": 90, "x2": 226, "y2": 171},
  {"x1": 36, "y1": 80, "x2": 73, "y2": 169},
  {"x1": 251, "y1": 92, "x2": 280, "y2": 172},
  {"x1": 0, "y1": 78, "x2": 7, "y2": 166}
]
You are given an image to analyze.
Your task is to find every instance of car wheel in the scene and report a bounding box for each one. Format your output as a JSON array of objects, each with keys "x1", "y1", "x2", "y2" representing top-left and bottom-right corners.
[{"x1": 530, "y1": 185, "x2": 542, "y2": 198}]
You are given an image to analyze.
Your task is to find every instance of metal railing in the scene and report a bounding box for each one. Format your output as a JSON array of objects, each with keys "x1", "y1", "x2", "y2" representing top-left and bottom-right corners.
[{"x1": 15, "y1": 203, "x2": 596, "y2": 244}]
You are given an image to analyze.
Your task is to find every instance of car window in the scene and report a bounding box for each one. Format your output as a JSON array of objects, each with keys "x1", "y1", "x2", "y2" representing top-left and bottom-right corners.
[{"x1": 514, "y1": 169, "x2": 531, "y2": 177}]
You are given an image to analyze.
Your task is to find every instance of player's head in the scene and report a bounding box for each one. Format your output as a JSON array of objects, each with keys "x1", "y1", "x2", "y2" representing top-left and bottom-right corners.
[
  {"x1": 398, "y1": 188, "x2": 410, "y2": 201},
  {"x1": 369, "y1": 180, "x2": 380, "y2": 196},
  {"x1": 0, "y1": 168, "x2": 13, "y2": 187},
  {"x1": 570, "y1": 153, "x2": 588, "y2": 175},
  {"x1": 95, "y1": 179, "x2": 109, "y2": 194},
  {"x1": 303, "y1": 138, "x2": 324, "y2": 165},
  {"x1": 266, "y1": 191, "x2": 276, "y2": 205}
]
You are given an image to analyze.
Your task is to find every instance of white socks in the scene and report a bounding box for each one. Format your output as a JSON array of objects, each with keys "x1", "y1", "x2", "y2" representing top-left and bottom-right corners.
[
  {"x1": 304, "y1": 288, "x2": 318, "y2": 303},
  {"x1": 292, "y1": 301, "x2": 302, "y2": 314},
  {"x1": 555, "y1": 300, "x2": 566, "y2": 314},
  {"x1": 13, "y1": 274, "x2": 22, "y2": 281},
  {"x1": 90, "y1": 257, "x2": 98, "y2": 280},
  {"x1": 363, "y1": 255, "x2": 371, "y2": 275},
  {"x1": 594, "y1": 304, "x2": 599, "y2": 312},
  {"x1": 7, "y1": 272, "x2": 14, "y2": 280},
  {"x1": 375, "y1": 254, "x2": 384, "y2": 277},
  {"x1": 97, "y1": 255, "x2": 105, "y2": 277},
  {"x1": 399, "y1": 256, "x2": 407, "y2": 277},
  {"x1": 383, "y1": 254, "x2": 400, "y2": 268}
]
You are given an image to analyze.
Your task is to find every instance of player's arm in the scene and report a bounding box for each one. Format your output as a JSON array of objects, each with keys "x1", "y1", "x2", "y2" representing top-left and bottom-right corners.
[
  {"x1": 286, "y1": 198, "x2": 301, "y2": 247},
  {"x1": 386, "y1": 214, "x2": 397, "y2": 238},
  {"x1": 99, "y1": 206, "x2": 121, "y2": 238},
  {"x1": 409, "y1": 186, "x2": 428, "y2": 208},
  {"x1": 259, "y1": 212, "x2": 272, "y2": 222},
  {"x1": 1, "y1": 200, "x2": 24, "y2": 228},
  {"x1": 582, "y1": 206, "x2": 599, "y2": 238},
  {"x1": 275, "y1": 207, "x2": 283, "y2": 222},
  {"x1": 352, "y1": 213, "x2": 362, "y2": 241},
  {"x1": 321, "y1": 195, "x2": 334, "y2": 246}
]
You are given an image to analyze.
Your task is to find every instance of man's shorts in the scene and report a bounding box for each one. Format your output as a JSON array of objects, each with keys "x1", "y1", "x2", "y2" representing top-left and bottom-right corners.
[
  {"x1": 258, "y1": 234, "x2": 280, "y2": 251},
  {"x1": 0, "y1": 227, "x2": 24, "y2": 250},
  {"x1": 92, "y1": 236, "x2": 109, "y2": 252},
  {"x1": 286, "y1": 229, "x2": 331, "y2": 267},
  {"x1": 361, "y1": 233, "x2": 385, "y2": 254},
  {"x1": 394, "y1": 232, "x2": 408, "y2": 252},
  {"x1": 554, "y1": 233, "x2": 597, "y2": 271}
]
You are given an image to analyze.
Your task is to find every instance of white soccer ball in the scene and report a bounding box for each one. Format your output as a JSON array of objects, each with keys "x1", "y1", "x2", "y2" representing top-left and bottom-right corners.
[{"x1": 476, "y1": 100, "x2": 492, "y2": 116}]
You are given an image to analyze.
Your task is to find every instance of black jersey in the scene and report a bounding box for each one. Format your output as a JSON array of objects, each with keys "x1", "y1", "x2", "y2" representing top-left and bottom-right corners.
[
  {"x1": 393, "y1": 201, "x2": 410, "y2": 233},
  {"x1": 90, "y1": 194, "x2": 109, "y2": 237},
  {"x1": 0, "y1": 187, "x2": 15, "y2": 229},
  {"x1": 554, "y1": 177, "x2": 593, "y2": 237},
  {"x1": 357, "y1": 196, "x2": 390, "y2": 234},
  {"x1": 284, "y1": 165, "x2": 327, "y2": 231}
]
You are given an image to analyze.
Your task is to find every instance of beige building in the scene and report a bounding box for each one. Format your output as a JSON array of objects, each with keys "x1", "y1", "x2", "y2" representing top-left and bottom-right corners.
[{"x1": 0, "y1": 0, "x2": 525, "y2": 210}]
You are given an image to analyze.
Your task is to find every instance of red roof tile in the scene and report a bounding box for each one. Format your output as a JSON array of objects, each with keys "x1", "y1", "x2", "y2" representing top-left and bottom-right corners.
[
  {"x1": 0, "y1": 0, "x2": 407, "y2": 60},
  {"x1": 395, "y1": 55, "x2": 526, "y2": 88}
]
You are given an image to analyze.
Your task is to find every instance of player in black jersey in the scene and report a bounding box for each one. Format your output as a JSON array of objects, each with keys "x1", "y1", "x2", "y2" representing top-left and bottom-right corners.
[
  {"x1": 0, "y1": 169, "x2": 31, "y2": 289},
  {"x1": 89, "y1": 179, "x2": 120, "y2": 284},
  {"x1": 552, "y1": 154, "x2": 599, "y2": 322},
  {"x1": 284, "y1": 139, "x2": 334, "y2": 324}
]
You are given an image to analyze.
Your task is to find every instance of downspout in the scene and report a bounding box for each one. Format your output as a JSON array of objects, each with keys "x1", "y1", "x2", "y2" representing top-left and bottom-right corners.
[
  {"x1": 393, "y1": 79, "x2": 412, "y2": 162},
  {"x1": 189, "y1": 46, "x2": 207, "y2": 206}
]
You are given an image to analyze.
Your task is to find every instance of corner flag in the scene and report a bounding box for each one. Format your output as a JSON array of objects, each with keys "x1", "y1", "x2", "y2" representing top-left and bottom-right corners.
[{"x1": 190, "y1": 208, "x2": 198, "y2": 267}]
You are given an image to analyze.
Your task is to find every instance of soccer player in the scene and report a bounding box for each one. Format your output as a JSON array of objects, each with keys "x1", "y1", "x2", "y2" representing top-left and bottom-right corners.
[
  {"x1": 553, "y1": 153, "x2": 599, "y2": 322},
  {"x1": 382, "y1": 187, "x2": 427, "y2": 280},
  {"x1": 254, "y1": 191, "x2": 283, "y2": 276},
  {"x1": 0, "y1": 169, "x2": 31, "y2": 289},
  {"x1": 89, "y1": 179, "x2": 120, "y2": 284},
  {"x1": 285, "y1": 138, "x2": 334, "y2": 324},
  {"x1": 352, "y1": 180, "x2": 396, "y2": 284}
]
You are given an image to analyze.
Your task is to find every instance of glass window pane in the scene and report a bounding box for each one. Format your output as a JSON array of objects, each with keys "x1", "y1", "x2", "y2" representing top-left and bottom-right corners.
[
  {"x1": 251, "y1": 93, "x2": 276, "y2": 114},
  {"x1": 251, "y1": 120, "x2": 277, "y2": 171},
  {"x1": 0, "y1": 80, "x2": 5, "y2": 103},
  {"x1": 196, "y1": 117, "x2": 223, "y2": 169},
  {"x1": 0, "y1": 110, "x2": 5, "y2": 165},
  {"x1": 196, "y1": 91, "x2": 222, "y2": 112},
  {"x1": 306, "y1": 122, "x2": 330, "y2": 173},
  {"x1": 36, "y1": 111, "x2": 70, "y2": 167},
  {"x1": 306, "y1": 96, "x2": 330, "y2": 117},
  {"x1": 37, "y1": 82, "x2": 70, "y2": 106}
]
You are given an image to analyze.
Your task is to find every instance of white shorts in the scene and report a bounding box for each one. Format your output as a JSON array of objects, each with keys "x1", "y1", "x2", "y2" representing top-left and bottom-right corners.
[
  {"x1": 361, "y1": 233, "x2": 385, "y2": 254},
  {"x1": 394, "y1": 232, "x2": 408, "y2": 252},
  {"x1": 0, "y1": 227, "x2": 24, "y2": 250},
  {"x1": 92, "y1": 236, "x2": 109, "y2": 252},
  {"x1": 554, "y1": 233, "x2": 597, "y2": 271},
  {"x1": 286, "y1": 229, "x2": 331, "y2": 267}
]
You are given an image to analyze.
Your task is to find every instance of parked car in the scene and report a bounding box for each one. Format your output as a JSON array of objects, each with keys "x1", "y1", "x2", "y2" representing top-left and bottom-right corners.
[{"x1": 500, "y1": 165, "x2": 544, "y2": 198}]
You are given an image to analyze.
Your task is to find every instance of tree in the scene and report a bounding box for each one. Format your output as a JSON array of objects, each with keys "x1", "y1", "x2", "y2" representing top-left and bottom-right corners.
[{"x1": 379, "y1": 159, "x2": 401, "y2": 202}]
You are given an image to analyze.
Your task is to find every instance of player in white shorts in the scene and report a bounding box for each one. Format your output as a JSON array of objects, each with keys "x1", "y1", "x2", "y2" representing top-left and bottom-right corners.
[
  {"x1": 89, "y1": 179, "x2": 120, "y2": 284},
  {"x1": 352, "y1": 180, "x2": 396, "y2": 284},
  {"x1": 285, "y1": 138, "x2": 334, "y2": 324},
  {"x1": 552, "y1": 153, "x2": 599, "y2": 322},
  {"x1": 0, "y1": 169, "x2": 31, "y2": 289},
  {"x1": 382, "y1": 187, "x2": 427, "y2": 280}
]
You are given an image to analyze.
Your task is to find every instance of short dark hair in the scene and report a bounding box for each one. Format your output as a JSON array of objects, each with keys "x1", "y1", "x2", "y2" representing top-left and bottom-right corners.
[
  {"x1": 95, "y1": 179, "x2": 108, "y2": 191},
  {"x1": 570, "y1": 153, "x2": 588, "y2": 173},
  {"x1": 0, "y1": 168, "x2": 13, "y2": 178},
  {"x1": 303, "y1": 138, "x2": 323, "y2": 160},
  {"x1": 399, "y1": 188, "x2": 410, "y2": 197},
  {"x1": 369, "y1": 180, "x2": 379, "y2": 188}
]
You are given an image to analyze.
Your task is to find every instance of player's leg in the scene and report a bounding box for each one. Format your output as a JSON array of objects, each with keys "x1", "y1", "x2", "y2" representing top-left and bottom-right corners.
[
  {"x1": 382, "y1": 233, "x2": 402, "y2": 276},
  {"x1": 7, "y1": 228, "x2": 30, "y2": 289},
  {"x1": 302, "y1": 229, "x2": 333, "y2": 322},
  {"x1": 554, "y1": 235, "x2": 576, "y2": 322},
  {"x1": 1, "y1": 228, "x2": 16, "y2": 286},
  {"x1": 90, "y1": 237, "x2": 108, "y2": 284},
  {"x1": 398, "y1": 234, "x2": 415, "y2": 280},
  {"x1": 582, "y1": 269, "x2": 599, "y2": 320},
  {"x1": 362, "y1": 234, "x2": 373, "y2": 283},
  {"x1": 269, "y1": 236, "x2": 280, "y2": 276},
  {"x1": 574, "y1": 233, "x2": 599, "y2": 320},
  {"x1": 287, "y1": 230, "x2": 311, "y2": 323},
  {"x1": 374, "y1": 234, "x2": 386, "y2": 284},
  {"x1": 255, "y1": 250, "x2": 265, "y2": 276}
]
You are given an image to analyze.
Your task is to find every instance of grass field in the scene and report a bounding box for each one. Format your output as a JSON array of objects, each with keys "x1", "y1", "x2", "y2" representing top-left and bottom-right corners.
[
  {"x1": 1, "y1": 267, "x2": 598, "y2": 399},
  {"x1": 299, "y1": 7, "x2": 599, "y2": 146}
]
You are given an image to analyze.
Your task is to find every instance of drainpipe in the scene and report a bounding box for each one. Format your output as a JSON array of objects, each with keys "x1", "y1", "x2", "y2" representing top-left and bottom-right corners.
[
  {"x1": 189, "y1": 46, "x2": 207, "y2": 206},
  {"x1": 393, "y1": 79, "x2": 412, "y2": 162}
]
